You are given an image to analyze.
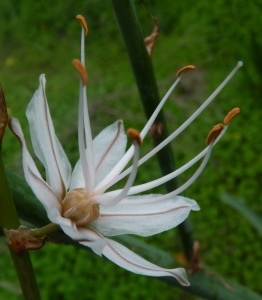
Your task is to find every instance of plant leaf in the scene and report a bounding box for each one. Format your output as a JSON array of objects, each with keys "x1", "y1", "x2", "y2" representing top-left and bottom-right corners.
[{"x1": 221, "y1": 192, "x2": 262, "y2": 236}]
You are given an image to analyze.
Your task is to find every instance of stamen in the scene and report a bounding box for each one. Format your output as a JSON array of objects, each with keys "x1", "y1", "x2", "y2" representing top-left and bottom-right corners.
[
  {"x1": 176, "y1": 65, "x2": 196, "y2": 77},
  {"x1": 76, "y1": 15, "x2": 88, "y2": 36},
  {"x1": 78, "y1": 87, "x2": 92, "y2": 196},
  {"x1": 74, "y1": 16, "x2": 95, "y2": 193},
  {"x1": 126, "y1": 128, "x2": 142, "y2": 146},
  {"x1": 126, "y1": 143, "x2": 214, "y2": 204},
  {"x1": 72, "y1": 59, "x2": 88, "y2": 86},
  {"x1": 93, "y1": 76, "x2": 181, "y2": 194},
  {"x1": 223, "y1": 107, "x2": 240, "y2": 125},
  {"x1": 93, "y1": 62, "x2": 242, "y2": 194},
  {"x1": 206, "y1": 123, "x2": 224, "y2": 145},
  {"x1": 104, "y1": 125, "x2": 229, "y2": 199}
]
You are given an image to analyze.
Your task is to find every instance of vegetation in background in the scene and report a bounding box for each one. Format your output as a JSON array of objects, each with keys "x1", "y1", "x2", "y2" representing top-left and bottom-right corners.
[{"x1": 0, "y1": 0, "x2": 262, "y2": 299}]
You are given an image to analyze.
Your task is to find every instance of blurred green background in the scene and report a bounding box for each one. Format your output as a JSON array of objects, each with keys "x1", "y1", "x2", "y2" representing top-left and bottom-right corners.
[{"x1": 0, "y1": 0, "x2": 262, "y2": 299}]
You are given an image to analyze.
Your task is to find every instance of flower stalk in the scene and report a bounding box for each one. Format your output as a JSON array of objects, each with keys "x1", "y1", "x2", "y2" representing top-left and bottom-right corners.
[
  {"x1": 0, "y1": 86, "x2": 41, "y2": 300},
  {"x1": 110, "y1": 0, "x2": 195, "y2": 259},
  {"x1": 30, "y1": 223, "x2": 60, "y2": 238}
]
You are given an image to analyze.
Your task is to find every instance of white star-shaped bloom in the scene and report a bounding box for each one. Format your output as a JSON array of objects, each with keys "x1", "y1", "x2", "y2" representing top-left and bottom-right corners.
[{"x1": 9, "y1": 15, "x2": 242, "y2": 286}]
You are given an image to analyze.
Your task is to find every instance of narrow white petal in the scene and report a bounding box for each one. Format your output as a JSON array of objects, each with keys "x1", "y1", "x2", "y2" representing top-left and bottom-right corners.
[
  {"x1": 26, "y1": 74, "x2": 71, "y2": 198},
  {"x1": 9, "y1": 118, "x2": 62, "y2": 215},
  {"x1": 62, "y1": 223, "x2": 106, "y2": 256},
  {"x1": 94, "y1": 120, "x2": 127, "y2": 187},
  {"x1": 95, "y1": 141, "x2": 139, "y2": 206},
  {"x1": 48, "y1": 207, "x2": 107, "y2": 256},
  {"x1": 70, "y1": 121, "x2": 127, "y2": 190},
  {"x1": 102, "y1": 239, "x2": 190, "y2": 285},
  {"x1": 90, "y1": 196, "x2": 199, "y2": 237}
]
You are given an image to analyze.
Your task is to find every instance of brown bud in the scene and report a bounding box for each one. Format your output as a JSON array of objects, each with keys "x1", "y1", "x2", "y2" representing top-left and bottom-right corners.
[
  {"x1": 144, "y1": 12, "x2": 159, "y2": 57},
  {"x1": 150, "y1": 122, "x2": 164, "y2": 139}
]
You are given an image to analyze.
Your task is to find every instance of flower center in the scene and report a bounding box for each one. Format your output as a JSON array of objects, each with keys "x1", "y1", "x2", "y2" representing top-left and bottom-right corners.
[{"x1": 62, "y1": 188, "x2": 100, "y2": 226}]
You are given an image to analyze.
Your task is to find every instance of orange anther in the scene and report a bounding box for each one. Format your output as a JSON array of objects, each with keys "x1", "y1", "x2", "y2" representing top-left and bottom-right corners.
[
  {"x1": 206, "y1": 123, "x2": 224, "y2": 145},
  {"x1": 176, "y1": 65, "x2": 196, "y2": 77},
  {"x1": 126, "y1": 128, "x2": 142, "y2": 146},
  {"x1": 72, "y1": 59, "x2": 88, "y2": 86},
  {"x1": 76, "y1": 15, "x2": 88, "y2": 36},
  {"x1": 223, "y1": 107, "x2": 240, "y2": 125}
]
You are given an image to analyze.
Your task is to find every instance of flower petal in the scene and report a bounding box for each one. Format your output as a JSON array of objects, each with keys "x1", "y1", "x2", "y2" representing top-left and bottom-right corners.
[
  {"x1": 90, "y1": 195, "x2": 199, "y2": 237},
  {"x1": 102, "y1": 239, "x2": 190, "y2": 285},
  {"x1": 48, "y1": 208, "x2": 107, "y2": 256},
  {"x1": 26, "y1": 74, "x2": 71, "y2": 198},
  {"x1": 9, "y1": 117, "x2": 62, "y2": 215},
  {"x1": 70, "y1": 120, "x2": 127, "y2": 190},
  {"x1": 94, "y1": 120, "x2": 127, "y2": 187}
]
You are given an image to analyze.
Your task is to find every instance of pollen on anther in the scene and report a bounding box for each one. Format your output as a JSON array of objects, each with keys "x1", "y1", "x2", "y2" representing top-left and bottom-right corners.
[
  {"x1": 76, "y1": 15, "x2": 88, "y2": 36},
  {"x1": 126, "y1": 128, "x2": 142, "y2": 146},
  {"x1": 223, "y1": 107, "x2": 240, "y2": 125},
  {"x1": 72, "y1": 59, "x2": 88, "y2": 86},
  {"x1": 176, "y1": 65, "x2": 196, "y2": 77},
  {"x1": 206, "y1": 123, "x2": 224, "y2": 145}
]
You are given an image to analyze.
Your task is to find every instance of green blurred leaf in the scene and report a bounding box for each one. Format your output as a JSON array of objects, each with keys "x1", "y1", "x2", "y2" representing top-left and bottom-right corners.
[{"x1": 221, "y1": 192, "x2": 262, "y2": 236}]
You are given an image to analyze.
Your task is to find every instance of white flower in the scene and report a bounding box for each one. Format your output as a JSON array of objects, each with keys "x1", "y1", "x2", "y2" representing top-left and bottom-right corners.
[{"x1": 9, "y1": 15, "x2": 242, "y2": 286}]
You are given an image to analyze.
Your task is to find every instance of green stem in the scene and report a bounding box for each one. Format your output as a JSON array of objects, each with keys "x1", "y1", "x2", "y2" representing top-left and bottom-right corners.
[
  {"x1": 31, "y1": 223, "x2": 61, "y2": 238},
  {"x1": 110, "y1": 0, "x2": 194, "y2": 260},
  {"x1": 0, "y1": 152, "x2": 41, "y2": 300}
]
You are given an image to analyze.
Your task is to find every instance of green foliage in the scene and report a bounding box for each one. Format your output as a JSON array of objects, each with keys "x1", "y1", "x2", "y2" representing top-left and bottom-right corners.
[
  {"x1": 1, "y1": 0, "x2": 262, "y2": 299},
  {"x1": 221, "y1": 192, "x2": 262, "y2": 236}
]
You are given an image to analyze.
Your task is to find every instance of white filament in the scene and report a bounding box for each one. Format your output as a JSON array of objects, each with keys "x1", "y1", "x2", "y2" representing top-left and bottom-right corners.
[
  {"x1": 78, "y1": 26, "x2": 96, "y2": 189},
  {"x1": 126, "y1": 125, "x2": 227, "y2": 195},
  {"x1": 121, "y1": 141, "x2": 214, "y2": 205},
  {"x1": 93, "y1": 76, "x2": 181, "y2": 192},
  {"x1": 78, "y1": 84, "x2": 92, "y2": 196},
  {"x1": 80, "y1": 28, "x2": 85, "y2": 66},
  {"x1": 103, "y1": 125, "x2": 228, "y2": 198},
  {"x1": 95, "y1": 141, "x2": 140, "y2": 206},
  {"x1": 77, "y1": 26, "x2": 96, "y2": 194},
  {"x1": 140, "y1": 77, "x2": 181, "y2": 139},
  {"x1": 94, "y1": 62, "x2": 242, "y2": 194},
  {"x1": 142, "y1": 142, "x2": 214, "y2": 203}
]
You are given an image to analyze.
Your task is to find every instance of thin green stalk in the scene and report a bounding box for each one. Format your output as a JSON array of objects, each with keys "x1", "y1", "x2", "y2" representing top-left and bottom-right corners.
[
  {"x1": 31, "y1": 223, "x2": 60, "y2": 238},
  {"x1": 110, "y1": 0, "x2": 194, "y2": 260},
  {"x1": 0, "y1": 153, "x2": 41, "y2": 299}
]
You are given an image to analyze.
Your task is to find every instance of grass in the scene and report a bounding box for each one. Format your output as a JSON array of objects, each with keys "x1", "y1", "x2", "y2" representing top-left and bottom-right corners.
[{"x1": 0, "y1": 0, "x2": 262, "y2": 299}]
